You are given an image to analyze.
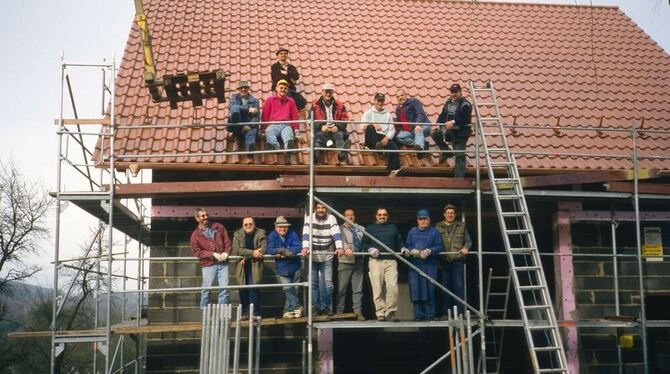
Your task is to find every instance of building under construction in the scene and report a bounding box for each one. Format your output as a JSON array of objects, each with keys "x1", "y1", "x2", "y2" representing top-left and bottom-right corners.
[{"x1": 31, "y1": 0, "x2": 670, "y2": 373}]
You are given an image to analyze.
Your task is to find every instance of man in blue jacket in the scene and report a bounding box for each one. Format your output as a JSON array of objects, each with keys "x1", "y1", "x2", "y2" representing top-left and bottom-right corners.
[
  {"x1": 226, "y1": 80, "x2": 260, "y2": 159},
  {"x1": 432, "y1": 84, "x2": 473, "y2": 177},
  {"x1": 267, "y1": 216, "x2": 304, "y2": 319},
  {"x1": 403, "y1": 209, "x2": 443, "y2": 321},
  {"x1": 394, "y1": 89, "x2": 431, "y2": 159}
]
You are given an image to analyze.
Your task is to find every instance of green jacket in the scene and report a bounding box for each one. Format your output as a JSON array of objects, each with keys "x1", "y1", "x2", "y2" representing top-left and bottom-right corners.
[
  {"x1": 232, "y1": 227, "x2": 267, "y2": 285},
  {"x1": 435, "y1": 221, "x2": 470, "y2": 262}
]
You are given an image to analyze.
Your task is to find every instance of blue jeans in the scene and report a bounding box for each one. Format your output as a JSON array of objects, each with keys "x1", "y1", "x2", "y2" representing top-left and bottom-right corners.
[
  {"x1": 265, "y1": 124, "x2": 295, "y2": 149},
  {"x1": 311, "y1": 259, "x2": 334, "y2": 313},
  {"x1": 441, "y1": 260, "x2": 464, "y2": 315},
  {"x1": 200, "y1": 263, "x2": 230, "y2": 309},
  {"x1": 413, "y1": 301, "x2": 436, "y2": 321},
  {"x1": 395, "y1": 125, "x2": 430, "y2": 148},
  {"x1": 239, "y1": 262, "x2": 260, "y2": 315},
  {"x1": 278, "y1": 270, "x2": 302, "y2": 312}
]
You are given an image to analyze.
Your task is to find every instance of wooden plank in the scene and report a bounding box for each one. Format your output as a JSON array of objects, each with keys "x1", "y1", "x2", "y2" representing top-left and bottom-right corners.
[
  {"x1": 481, "y1": 169, "x2": 660, "y2": 190},
  {"x1": 605, "y1": 181, "x2": 670, "y2": 195},
  {"x1": 55, "y1": 118, "x2": 111, "y2": 125},
  {"x1": 278, "y1": 175, "x2": 475, "y2": 189},
  {"x1": 9, "y1": 313, "x2": 357, "y2": 339},
  {"x1": 110, "y1": 179, "x2": 306, "y2": 199}
]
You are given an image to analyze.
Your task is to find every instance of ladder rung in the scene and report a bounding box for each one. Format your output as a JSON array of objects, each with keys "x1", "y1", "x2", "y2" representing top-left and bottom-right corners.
[
  {"x1": 490, "y1": 275, "x2": 510, "y2": 279},
  {"x1": 488, "y1": 292, "x2": 508, "y2": 296},
  {"x1": 489, "y1": 161, "x2": 513, "y2": 167},
  {"x1": 501, "y1": 211, "x2": 525, "y2": 217},
  {"x1": 477, "y1": 102, "x2": 496, "y2": 106},
  {"x1": 534, "y1": 346, "x2": 561, "y2": 352},
  {"x1": 479, "y1": 117, "x2": 501, "y2": 122},
  {"x1": 519, "y1": 285, "x2": 544, "y2": 291},
  {"x1": 487, "y1": 308, "x2": 505, "y2": 312},
  {"x1": 514, "y1": 266, "x2": 541, "y2": 272},
  {"x1": 523, "y1": 304, "x2": 551, "y2": 310},
  {"x1": 487, "y1": 148, "x2": 509, "y2": 153},
  {"x1": 494, "y1": 178, "x2": 518, "y2": 184},
  {"x1": 483, "y1": 132, "x2": 504, "y2": 136},
  {"x1": 506, "y1": 229, "x2": 532, "y2": 235},
  {"x1": 538, "y1": 369, "x2": 568, "y2": 373},
  {"x1": 472, "y1": 88, "x2": 493, "y2": 92}
]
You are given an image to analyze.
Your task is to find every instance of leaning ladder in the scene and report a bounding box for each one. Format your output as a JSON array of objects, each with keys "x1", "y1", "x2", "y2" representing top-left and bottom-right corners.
[{"x1": 469, "y1": 80, "x2": 569, "y2": 373}]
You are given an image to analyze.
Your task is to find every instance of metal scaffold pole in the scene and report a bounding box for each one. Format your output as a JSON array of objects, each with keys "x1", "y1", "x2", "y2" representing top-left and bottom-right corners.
[
  {"x1": 307, "y1": 111, "x2": 315, "y2": 374},
  {"x1": 474, "y1": 102, "x2": 486, "y2": 373},
  {"x1": 50, "y1": 52, "x2": 66, "y2": 374},
  {"x1": 631, "y1": 124, "x2": 649, "y2": 374}
]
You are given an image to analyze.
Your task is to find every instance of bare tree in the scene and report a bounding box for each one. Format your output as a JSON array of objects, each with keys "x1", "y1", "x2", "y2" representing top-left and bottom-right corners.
[{"x1": 0, "y1": 159, "x2": 52, "y2": 292}]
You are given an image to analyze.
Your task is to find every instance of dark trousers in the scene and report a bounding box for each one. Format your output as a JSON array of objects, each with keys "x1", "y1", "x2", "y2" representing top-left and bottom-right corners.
[
  {"x1": 364, "y1": 125, "x2": 400, "y2": 171},
  {"x1": 314, "y1": 129, "x2": 348, "y2": 160},
  {"x1": 431, "y1": 129, "x2": 468, "y2": 177},
  {"x1": 288, "y1": 88, "x2": 306, "y2": 110},
  {"x1": 239, "y1": 262, "x2": 260, "y2": 315},
  {"x1": 226, "y1": 112, "x2": 259, "y2": 151},
  {"x1": 441, "y1": 260, "x2": 464, "y2": 315}
]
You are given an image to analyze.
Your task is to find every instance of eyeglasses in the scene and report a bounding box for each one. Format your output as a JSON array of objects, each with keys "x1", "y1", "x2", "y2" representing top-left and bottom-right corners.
[
  {"x1": 376, "y1": 214, "x2": 388, "y2": 217},
  {"x1": 243, "y1": 223, "x2": 254, "y2": 226},
  {"x1": 417, "y1": 217, "x2": 429, "y2": 220}
]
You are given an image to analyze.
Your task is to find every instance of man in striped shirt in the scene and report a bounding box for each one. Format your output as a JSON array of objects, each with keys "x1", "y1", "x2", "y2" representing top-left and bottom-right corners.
[{"x1": 302, "y1": 202, "x2": 343, "y2": 315}]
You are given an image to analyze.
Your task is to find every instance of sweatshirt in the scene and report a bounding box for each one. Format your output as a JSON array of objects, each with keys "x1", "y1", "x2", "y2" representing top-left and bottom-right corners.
[{"x1": 361, "y1": 107, "x2": 395, "y2": 139}]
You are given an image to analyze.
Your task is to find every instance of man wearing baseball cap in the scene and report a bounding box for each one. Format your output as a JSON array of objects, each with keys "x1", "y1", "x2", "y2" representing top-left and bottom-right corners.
[
  {"x1": 402, "y1": 209, "x2": 443, "y2": 321},
  {"x1": 361, "y1": 93, "x2": 401, "y2": 176},
  {"x1": 311, "y1": 83, "x2": 351, "y2": 163},
  {"x1": 270, "y1": 48, "x2": 306, "y2": 110},
  {"x1": 432, "y1": 83, "x2": 473, "y2": 177},
  {"x1": 227, "y1": 80, "x2": 260, "y2": 160},
  {"x1": 261, "y1": 79, "x2": 299, "y2": 164},
  {"x1": 267, "y1": 216, "x2": 304, "y2": 319}
]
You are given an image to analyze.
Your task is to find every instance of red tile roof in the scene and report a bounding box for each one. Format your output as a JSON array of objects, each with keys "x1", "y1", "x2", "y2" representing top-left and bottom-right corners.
[{"x1": 105, "y1": 0, "x2": 670, "y2": 172}]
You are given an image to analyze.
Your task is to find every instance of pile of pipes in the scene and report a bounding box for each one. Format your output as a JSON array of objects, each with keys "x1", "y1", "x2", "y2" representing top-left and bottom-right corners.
[
  {"x1": 447, "y1": 308, "x2": 476, "y2": 374},
  {"x1": 200, "y1": 304, "x2": 261, "y2": 374}
]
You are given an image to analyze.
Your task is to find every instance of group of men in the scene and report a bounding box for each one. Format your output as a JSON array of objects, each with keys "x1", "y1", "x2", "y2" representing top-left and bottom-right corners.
[
  {"x1": 190, "y1": 203, "x2": 472, "y2": 322},
  {"x1": 227, "y1": 47, "x2": 473, "y2": 177}
]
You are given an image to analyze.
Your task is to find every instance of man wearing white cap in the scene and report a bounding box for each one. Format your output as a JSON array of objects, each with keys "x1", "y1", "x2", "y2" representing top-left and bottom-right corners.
[{"x1": 311, "y1": 83, "x2": 351, "y2": 163}]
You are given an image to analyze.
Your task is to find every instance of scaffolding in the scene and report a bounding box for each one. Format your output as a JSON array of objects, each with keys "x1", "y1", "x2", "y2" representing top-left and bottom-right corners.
[{"x1": 44, "y1": 57, "x2": 670, "y2": 374}]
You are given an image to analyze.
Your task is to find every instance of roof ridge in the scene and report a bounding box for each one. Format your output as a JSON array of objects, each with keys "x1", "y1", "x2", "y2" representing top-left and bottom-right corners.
[{"x1": 446, "y1": 0, "x2": 618, "y2": 10}]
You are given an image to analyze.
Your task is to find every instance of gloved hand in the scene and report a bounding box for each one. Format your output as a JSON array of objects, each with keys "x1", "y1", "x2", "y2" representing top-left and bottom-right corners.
[
  {"x1": 279, "y1": 248, "x2": 294, "y2": 257},
  {"x1": 410, "y1": 249, "x2": 421, "y2": 258},
  {"x1": 335, "y1": 249, "x2": 345, "y2": 257},
  {"x1": 213, "y1": 252, "x2": 224, "y2": 262},
  {"x1": 419, "y1": 249, "x2": 432, "y2": 260},
  {"x1": 219, "y1": 252, "x2": 229, "y2": 262},
  {"x1": 400, "y1": 247, "x2": 410, "y2": 257},
  {"x1": 368, "y1": 248, "x2": 380, "y2": 258}
]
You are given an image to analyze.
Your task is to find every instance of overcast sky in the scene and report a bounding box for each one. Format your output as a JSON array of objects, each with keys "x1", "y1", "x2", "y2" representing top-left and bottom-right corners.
[{"x1": 0, "y1": 0, "x2": 668, "y2": 288}]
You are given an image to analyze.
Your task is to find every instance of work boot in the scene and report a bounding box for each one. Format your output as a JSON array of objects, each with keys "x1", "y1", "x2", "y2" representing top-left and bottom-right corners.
[
  {"x1": 414, "y1": 144, "x2": 425, "y2": 160},
  {"x1": 338, "y1": 139, "x2": 351, "y2": 162},
  {"x1": 388, "y1": 168, "x2": 402, "y2": 177},
  {"x1": 284, "y1": 140, "x2": 296, "y2": 165},
  {"x1": 293, "y1": 306, "x2": 304, "y2": 318},
  {"x1": 283, "y1": 311, "x2": 295, "y2": 319},
  {"x1": 377, "y1": 315, "x2": 386, "y2": 322},
  {"x1": 355, "y1": 312, "x2": 366, "y2": 321},
  {"x1": 438, "y1": 144, "x2": 453, "y2": 163},
  {"x1": 386, "y1": 311, "x2": 399, "y2": 322},
  {"x1": 246, "y1": 144, "x2": 255, "y2": 160}
]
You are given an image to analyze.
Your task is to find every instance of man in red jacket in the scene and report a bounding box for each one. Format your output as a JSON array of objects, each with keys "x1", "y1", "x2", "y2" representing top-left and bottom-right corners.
[
  {"x1": 261, "y1": 79, "x2": 299, "y2": 164},
  {"x1": 190, "y1": 207, "x2": 232, "y2": 309},
  {"x1": 311, "y1": 83, "x2": 351, "y2": 163}
]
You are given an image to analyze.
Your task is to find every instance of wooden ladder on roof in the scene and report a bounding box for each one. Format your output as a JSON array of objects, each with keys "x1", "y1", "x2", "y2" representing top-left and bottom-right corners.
[{"x1": 469, "y1": 80, "x2": 569, "y2": 374}]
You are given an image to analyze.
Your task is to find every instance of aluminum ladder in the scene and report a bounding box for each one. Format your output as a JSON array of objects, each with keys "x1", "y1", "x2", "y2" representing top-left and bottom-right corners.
[
  {"x1": 479, "y1": 269, "x2": 511, "y2": 373},
  {"x1": 469, "y1": 80, "x2": 568, "y2": 373}
]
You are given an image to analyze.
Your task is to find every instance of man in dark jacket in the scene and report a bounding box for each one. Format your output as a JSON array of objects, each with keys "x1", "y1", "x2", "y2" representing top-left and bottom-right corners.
[
  {"x1": 435, "y1": 204, "x2": 472, "y2": 316},
  {"x1": 361, "y1": 208, "x2": 404, "y2": 321},
  {"x1": 311, "y1": 83, "x2": 351, "y2": 162},
  {"x1": 190, "y1": 208, "x2": 232, "y2": 309},
  {"x1": 232, "y1": 216, "x2": 266, "y2": 319},
  {"x1": 432, "y1": 84, "x2": 473, "y2": 177},
  {"x1": 226, "y1": 81, "x2": 260, "y2": 159},
  {"x1": 270, "y1": 47, "x2": 306, "y2": 110},
  {"x1": 394, "y1": 89, "x2": 431, "y2": 159}
]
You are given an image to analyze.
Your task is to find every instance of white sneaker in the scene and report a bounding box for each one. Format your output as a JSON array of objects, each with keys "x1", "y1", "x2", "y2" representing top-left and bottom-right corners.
[
  {"x1": 293, "y1": 306, "x2": 304, "y2": 318},
  {"x1": 282, "y1": 311, "x2": 295, "y2": 319}
]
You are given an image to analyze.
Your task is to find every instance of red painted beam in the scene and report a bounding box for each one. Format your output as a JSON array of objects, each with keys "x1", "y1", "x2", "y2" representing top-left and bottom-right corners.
[
  {"x1": 110, "y1": 179, "x2": 306, "y2": 198},
  {"x1": 278, "y1": 175, "x2": 475, "y2": 189},
  {"x1": 152, "y1": 206, "x2": 304, "y2": 218}
]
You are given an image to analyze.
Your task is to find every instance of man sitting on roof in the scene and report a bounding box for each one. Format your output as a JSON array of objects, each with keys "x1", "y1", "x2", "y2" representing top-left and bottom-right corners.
[
  {"x1": 311, "y1": 83, "x2": 351, "y2": 163},
  {"x1": 226, "y1": 80, "x2": 260, "y2": 160},
  {"x1": 261, "y1": 79, "x2": 299, "y2": 164},
  {"x1": 271, "y1": 47, "x2": 307, "y2": 111},
  {"x1": 432, "y1": 84, "x2": 473, "y2": 178},
  {"x1": 362, "y1": 93, "x2": 402, "y2": 177},
  {"x1": 394, "y1": 89, "x2": 431, "y2": 159}
]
